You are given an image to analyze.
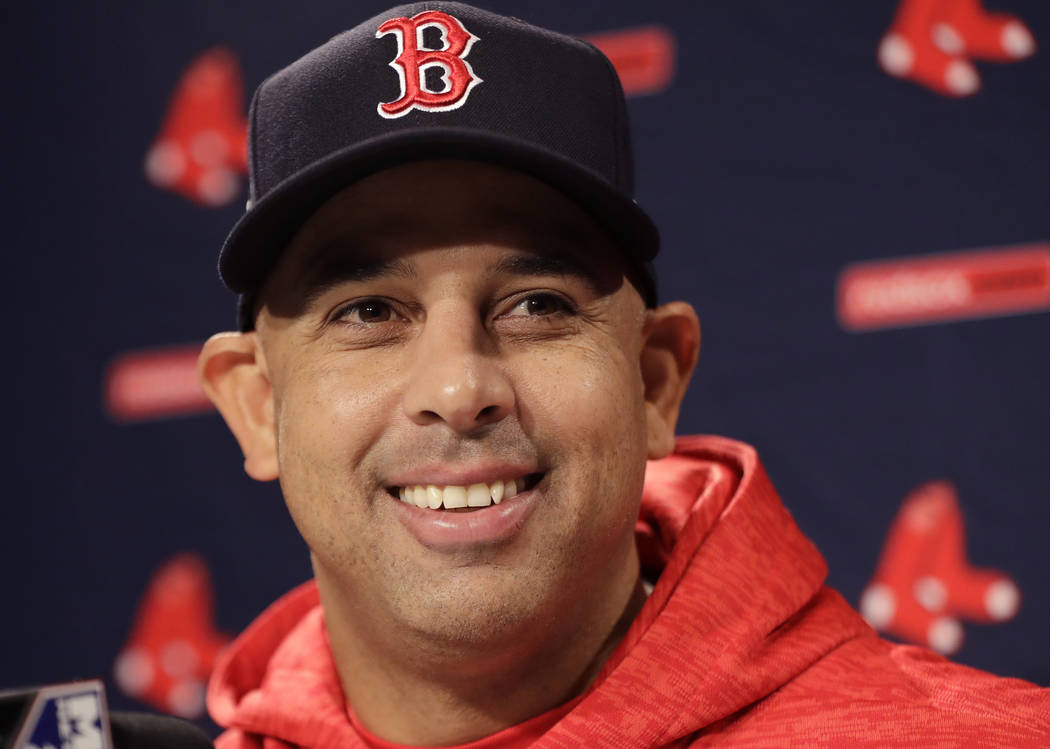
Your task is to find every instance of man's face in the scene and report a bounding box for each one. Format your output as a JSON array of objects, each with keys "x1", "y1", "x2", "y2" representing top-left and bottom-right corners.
[{"x1": 255, "y1": 161, "x2": 652, "y2": 652}]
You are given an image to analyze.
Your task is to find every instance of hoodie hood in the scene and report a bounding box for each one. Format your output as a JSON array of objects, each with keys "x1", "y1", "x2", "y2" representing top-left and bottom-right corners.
[
  {"x1": 208, "y1": 436, "x2": 871, "y2": 747},
  {"x1": 550, "y1": 437, "x2": 869, "y2": 745}
]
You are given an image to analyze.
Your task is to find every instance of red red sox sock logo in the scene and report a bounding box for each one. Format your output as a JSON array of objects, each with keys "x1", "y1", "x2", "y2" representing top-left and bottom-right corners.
[
  {"x1": 860, "y1": 481, "x2": 1020, "y2": 654},
  {"x1": 144, "y1": 48, "x2": 248, "y2": 206},
  {"x1": 376, "y1": 10, "x2": 482, "y2": 118},
  {"x1": 113, "y1": 554, "x2": 231, "y2": 718},
  {"x1": 878, "y1": 0, "x2": 1036, "y2": 96}
]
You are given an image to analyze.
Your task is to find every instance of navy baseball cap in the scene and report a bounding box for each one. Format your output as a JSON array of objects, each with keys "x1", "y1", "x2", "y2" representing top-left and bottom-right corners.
[{"x1": 219, "y1": 1, "x2": 660, "y2": 330}]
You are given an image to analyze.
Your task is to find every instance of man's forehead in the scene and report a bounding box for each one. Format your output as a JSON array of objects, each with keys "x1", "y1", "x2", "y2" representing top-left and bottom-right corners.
[
  {"x1": 288, "y1": 236, "x2": 618, "y2": 313},
  {"x1": 270, "y1": 161, "x2": 627, "y2": 298}
]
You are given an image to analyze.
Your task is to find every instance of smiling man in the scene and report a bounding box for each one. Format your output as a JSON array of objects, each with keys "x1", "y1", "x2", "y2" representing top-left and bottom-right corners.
[
  {"x1": 198, "y1": 3, "x2": 1049, "y2": 747},
  {"x1": 207, "y1": 160, "x2": 684, "y2": 744}
]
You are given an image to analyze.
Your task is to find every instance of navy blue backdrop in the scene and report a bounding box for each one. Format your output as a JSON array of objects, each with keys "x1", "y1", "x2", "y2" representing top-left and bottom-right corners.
[{"x1": 4, "y1": 0, "x2": 1048, "y2": 726}]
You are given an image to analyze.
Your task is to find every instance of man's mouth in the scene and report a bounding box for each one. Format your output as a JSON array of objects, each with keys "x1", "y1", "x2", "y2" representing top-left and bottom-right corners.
[{"x1": 387, "y1": 473, "x2": 543, "y2": 512}]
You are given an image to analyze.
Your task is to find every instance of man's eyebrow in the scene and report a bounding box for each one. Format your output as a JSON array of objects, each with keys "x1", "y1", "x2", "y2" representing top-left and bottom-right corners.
[
  {"x1": 297, "y1": 248, "x2": 416, "y2": 308},
  {"x1": 492, "y1": 253, "x2": 599, "y2": 285}
]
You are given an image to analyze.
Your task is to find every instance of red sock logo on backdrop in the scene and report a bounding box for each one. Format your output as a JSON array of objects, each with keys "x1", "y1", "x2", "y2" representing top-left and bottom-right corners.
[
  {"x1": 860, "y1": 481, "x2": 1020, "y2": 654},
  {"x1": 145, "y1": 48, "x2": 248, "y2": 206},
  {"x1": 376, "y1": 11, "x2": 482, "y2": 118},
  {"x1": 878, "y1": 0, "x2": 1036, "y2": 96},
  {"x1": 113, "y1": 554, "x2": 231, "y2": 719}
]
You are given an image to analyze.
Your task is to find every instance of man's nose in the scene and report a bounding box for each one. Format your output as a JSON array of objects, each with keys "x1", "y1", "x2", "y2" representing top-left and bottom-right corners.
[{"x1": 402, "y1": 306, "x2": 514, "y2": 433}]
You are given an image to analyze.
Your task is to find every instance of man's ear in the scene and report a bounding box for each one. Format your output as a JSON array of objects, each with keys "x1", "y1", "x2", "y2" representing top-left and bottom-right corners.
[
  {"x1": 198, "y1": 332, "x2": 279, "y2": 481},
  {"x1": 640, "y1": 302, "x2": 701, "y2": 460}
]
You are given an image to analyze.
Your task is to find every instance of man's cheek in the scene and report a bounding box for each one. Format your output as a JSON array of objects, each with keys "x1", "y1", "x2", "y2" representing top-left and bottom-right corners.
[
  {"x1": 521, "y1": 342, "x2": 631, "y2": 403},
  {"x1": 282, "y1": 376, "x2": 389, "y2": 456}
]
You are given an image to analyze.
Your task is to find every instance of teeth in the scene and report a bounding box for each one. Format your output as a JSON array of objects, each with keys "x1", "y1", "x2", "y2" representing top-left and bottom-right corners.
[
  {"x1": 395, "y1": 477, "x2": 529, "y2": 510},
  {"x1": 443, "y1": 486, "x2": 468, "y2": 509},
  {"x1": 467, "y1": 483, "x2": 490, "y2": 507}
]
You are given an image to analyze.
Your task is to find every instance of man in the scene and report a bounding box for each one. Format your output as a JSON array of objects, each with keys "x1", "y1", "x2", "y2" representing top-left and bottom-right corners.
[{"x1": 198, "y1": 3, "x2": 1049, "y2": 746}]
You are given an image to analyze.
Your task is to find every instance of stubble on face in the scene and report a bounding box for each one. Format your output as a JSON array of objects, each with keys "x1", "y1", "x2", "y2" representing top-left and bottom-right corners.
[{"x1": 255, "y1": 162, "x2": 651, "y2": 680}]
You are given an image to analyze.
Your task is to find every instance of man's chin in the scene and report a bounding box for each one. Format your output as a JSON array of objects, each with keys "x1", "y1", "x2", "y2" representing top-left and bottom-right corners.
[{"x1": 393, "y1": 570, "x2": 565, "y2": 656}]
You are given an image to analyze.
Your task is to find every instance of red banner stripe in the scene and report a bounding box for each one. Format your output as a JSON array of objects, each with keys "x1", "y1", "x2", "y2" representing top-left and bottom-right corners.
[
  {"x1": 837, "y1": 242, "x2": 1050, "y2": 331},
  {"x1": 584, "y1": 26, "x2": 675, "y2": 96},
  {"x1": 104, "y1": 344, "x2": 212, "y2": 422}
]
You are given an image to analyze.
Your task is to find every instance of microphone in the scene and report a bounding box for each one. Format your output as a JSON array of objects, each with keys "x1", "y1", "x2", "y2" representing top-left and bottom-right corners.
[
  {"x1": 1, "y1": 679, "x2": 213, "y2": 749},
  {"x1": 109, "y1": 712, "x2": 214, "y2": 749}
]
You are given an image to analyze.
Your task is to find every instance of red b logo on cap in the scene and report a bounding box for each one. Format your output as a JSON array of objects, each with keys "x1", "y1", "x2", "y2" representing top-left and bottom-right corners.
[{"x1": 377, "y1": 11, "x2": 482, "y2": 118}]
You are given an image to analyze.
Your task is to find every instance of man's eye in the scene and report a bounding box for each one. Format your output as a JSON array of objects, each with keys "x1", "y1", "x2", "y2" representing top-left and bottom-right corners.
[
  {"x1": 336, "y1": 299, "x2": 397, "y2": 323},
  {"x1": 506, "y1": 293, "x2": 573, "y2": 317}
]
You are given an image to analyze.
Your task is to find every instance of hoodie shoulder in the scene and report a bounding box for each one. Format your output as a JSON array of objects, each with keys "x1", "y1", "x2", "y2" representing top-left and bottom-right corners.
[{"x1": 699, "y1": 628, "x2": 1050, "y2": 745}]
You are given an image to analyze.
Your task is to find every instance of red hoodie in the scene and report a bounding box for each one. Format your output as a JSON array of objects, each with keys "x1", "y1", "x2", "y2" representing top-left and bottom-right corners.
[{"x1": 207, "y1": 436, "x2": 1050, "y2": 747}]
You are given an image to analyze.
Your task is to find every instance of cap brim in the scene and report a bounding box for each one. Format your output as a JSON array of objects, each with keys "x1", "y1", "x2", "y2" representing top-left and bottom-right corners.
[{"x1": 219, "y1": 126, "x2": 659, "y2": 329}]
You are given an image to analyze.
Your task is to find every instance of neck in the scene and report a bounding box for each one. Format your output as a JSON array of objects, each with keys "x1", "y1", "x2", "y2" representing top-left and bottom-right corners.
[{"x1": 316, "y1": 550, "x2": 645, "y2": 746}]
